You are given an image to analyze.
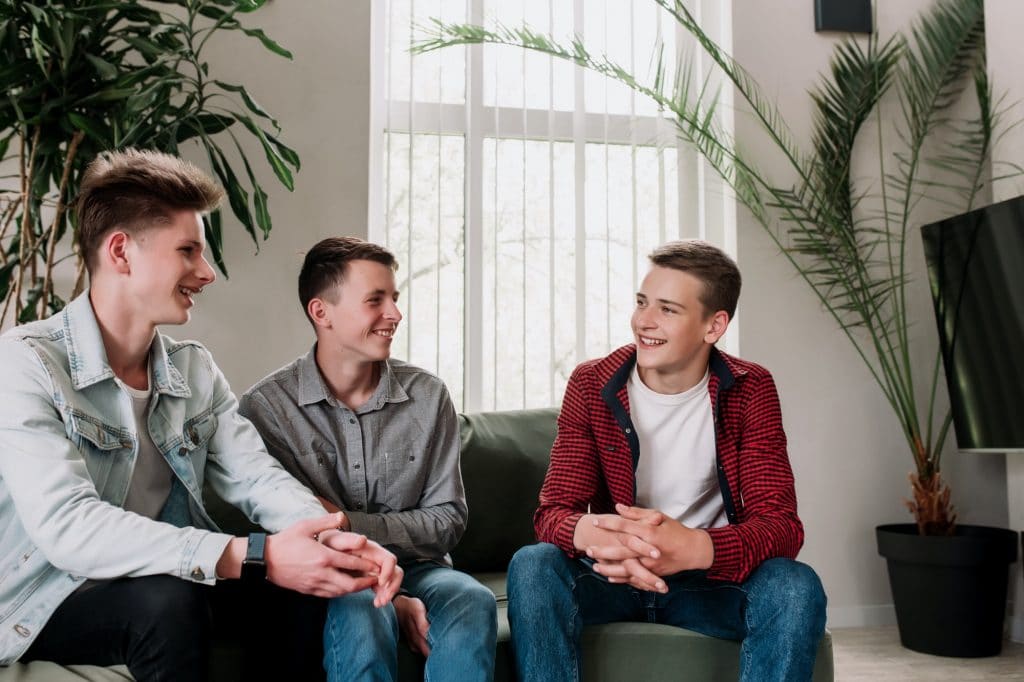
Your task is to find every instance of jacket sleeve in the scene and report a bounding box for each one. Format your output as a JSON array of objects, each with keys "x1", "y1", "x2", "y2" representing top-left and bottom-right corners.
[
  {"x1": 200, "y1": 351, "x2": 326, "y2": 533},
  {"x1": 0, "y1": 339, "x2": 232, "y2": 585},
  {"x1": 704, "y1": 370, "x2": 804, "y2": 582},
  {"x1": 533, "y1": 363, "x2": 604, "y2": 555}
]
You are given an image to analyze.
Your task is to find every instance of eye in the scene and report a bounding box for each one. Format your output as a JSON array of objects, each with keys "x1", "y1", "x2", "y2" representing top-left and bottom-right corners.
[
  {"x1": 661, "y1": 306, "x2": 676, "y2": 314},
  {"x1": 635, "y1": 298, "x2": 646, "y2": 308}
]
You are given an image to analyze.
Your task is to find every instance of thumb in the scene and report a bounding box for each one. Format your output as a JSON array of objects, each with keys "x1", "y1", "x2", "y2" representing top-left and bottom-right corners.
[
  {"x1": 616, "y1": 503, "x2": 664, "y2": 525},
  {"x1": 289, "y1": 512, "x2": 346, "y2": 537}
]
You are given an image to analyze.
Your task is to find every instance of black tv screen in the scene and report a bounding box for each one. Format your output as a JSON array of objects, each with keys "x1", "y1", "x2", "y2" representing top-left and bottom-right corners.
[{"x1": 921, "y1": 195, "x2": 1024, "y2": 452}]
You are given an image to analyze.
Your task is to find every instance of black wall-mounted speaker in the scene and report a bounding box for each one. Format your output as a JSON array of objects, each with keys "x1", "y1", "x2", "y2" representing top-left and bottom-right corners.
[{"x1": 814, "y1": 0, "x2": 872, "y2": 34}]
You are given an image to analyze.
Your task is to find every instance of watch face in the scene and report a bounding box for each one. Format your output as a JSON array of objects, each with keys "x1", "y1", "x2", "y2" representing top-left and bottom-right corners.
[{"x1": 242, "y1": 533, "x2": 267, "y2": 583}]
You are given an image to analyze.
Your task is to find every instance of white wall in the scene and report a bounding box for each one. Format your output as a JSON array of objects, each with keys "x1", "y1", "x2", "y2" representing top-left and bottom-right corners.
[
  {"x1": 186, "y1": 0, "x2": 373, "y2": 391},
  {"x1": 983, "y1": 0, "x2": 1024, "y2": 642},
  {"x1": 732, "y1": 0, "x2": 1009, "y2": 628}
]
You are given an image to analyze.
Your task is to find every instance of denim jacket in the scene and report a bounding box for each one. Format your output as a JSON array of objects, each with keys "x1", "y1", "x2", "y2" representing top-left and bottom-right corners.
[{"x1": 0, "y1": 294, "x2": 324, "y2": 663}]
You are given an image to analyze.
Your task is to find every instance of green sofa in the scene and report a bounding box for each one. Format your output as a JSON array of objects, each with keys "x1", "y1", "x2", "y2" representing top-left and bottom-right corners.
[{"x1": 0, "y1": 407, "x2": 833, "y2": 681}]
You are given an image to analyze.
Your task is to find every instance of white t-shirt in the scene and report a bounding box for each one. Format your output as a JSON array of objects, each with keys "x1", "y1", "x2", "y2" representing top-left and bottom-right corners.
[
  {"x1": 119, "y1": 376, "x2": 173, "y2": 521},
  {"x1": 627, "y1": 365, "x2": 728, "y2": 529}
]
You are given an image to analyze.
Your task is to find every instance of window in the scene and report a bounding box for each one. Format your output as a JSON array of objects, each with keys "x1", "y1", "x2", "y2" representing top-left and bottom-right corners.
[{"x1": 370, "y1": 0, "x2": 736, "y2": 411}]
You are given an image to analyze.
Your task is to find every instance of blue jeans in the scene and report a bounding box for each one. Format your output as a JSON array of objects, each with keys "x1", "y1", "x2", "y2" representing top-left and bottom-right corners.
[
  {"x1": 323, "y1": 562, "x2": 497, "y2": 682},
  {"x1": 508, "y1": 543, "x2": 826, "y2": 682}
]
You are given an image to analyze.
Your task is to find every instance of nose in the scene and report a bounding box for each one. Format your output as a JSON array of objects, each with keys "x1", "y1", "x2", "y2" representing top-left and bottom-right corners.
[
  {"x1": 197, "y1": 255, "x2": 217, "y2": 285},
  {"x1": 386, "y1": 299, "x2": 403, "y2": 324},
  {"x1": 633, "y1": 305, "x2": 655, "y2": 329}
]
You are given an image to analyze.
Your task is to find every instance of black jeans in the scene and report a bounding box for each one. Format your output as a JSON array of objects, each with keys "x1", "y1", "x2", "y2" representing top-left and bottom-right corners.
[{"x1": 21, "y1": 575, "x2": 210, "y2": 681}]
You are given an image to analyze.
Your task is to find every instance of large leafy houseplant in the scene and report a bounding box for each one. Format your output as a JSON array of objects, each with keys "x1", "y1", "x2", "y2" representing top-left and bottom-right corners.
[
  {"x1": 417, "y1": 0, "x2": 1016, "y2": 535},
  {"x1": 0, "y1": 0, "x2": 299, "y2": 325}
]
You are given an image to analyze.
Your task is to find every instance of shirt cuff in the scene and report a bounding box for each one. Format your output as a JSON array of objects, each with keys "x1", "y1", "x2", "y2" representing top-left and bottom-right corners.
[{"x1": 181, "y1": 530, "x2": 234, "y2": 585}]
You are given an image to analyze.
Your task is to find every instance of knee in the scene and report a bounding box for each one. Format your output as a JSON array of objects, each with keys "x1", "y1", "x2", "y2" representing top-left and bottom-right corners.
[
  {"x1": 749, "y1": 559, "x2": 827, "y2": 634},
  {"x1": 134, "y1": 576, "x2": 209, "y2": 633},
  {"x1": 508, "y1": 543, "x2": 567, "y2": 591},
  {"x1": 326, "y1": 590, "x2": 398, "y2": 647}
]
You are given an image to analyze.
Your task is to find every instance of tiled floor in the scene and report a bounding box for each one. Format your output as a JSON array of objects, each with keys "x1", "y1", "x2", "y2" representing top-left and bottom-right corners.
[{"x1": 831, "y1": 626, "x2": 1024, "y2": 680}]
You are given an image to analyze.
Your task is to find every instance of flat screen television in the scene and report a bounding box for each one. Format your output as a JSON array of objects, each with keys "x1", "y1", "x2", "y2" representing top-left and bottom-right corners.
[{"x1": 921, "y1": 194, "x2": 1024, "y2": 453}]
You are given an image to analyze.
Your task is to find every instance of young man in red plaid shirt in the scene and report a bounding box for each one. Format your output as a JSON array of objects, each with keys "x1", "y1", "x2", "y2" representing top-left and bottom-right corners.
[{"x1": 507, "y1": 240, "x2": 826, "y2": 681}]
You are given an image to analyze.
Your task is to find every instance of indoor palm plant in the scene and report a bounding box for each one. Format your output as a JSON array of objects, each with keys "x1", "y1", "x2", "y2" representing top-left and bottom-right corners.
[
  {"x1": 0, "y1": 0, "x2": 298, "y2": 325},
  {"x1": 417, "y1": 0, "x2": 1017, "y2": 537}
]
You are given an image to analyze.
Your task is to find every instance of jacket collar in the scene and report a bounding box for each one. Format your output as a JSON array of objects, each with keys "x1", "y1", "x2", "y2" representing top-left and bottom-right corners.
[
  {"x1": 297, "y1": 345, "x2": 409, "y2": 411},
  {"x1": 598, "y1": 343, "x2": 744, "y2": 406},
  {"x1": 62, "y1": 292, "x2": 190, "y2": 397}
]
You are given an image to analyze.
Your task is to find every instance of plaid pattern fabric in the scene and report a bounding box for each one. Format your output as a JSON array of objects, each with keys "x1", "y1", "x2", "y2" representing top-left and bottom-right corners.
[{"x1": 534, "y1": 344, "x2": 804, "y2": 583}]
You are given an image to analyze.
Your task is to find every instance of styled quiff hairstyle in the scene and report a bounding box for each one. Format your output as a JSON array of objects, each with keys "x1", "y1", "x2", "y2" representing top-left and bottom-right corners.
[
  {"x1": 298, "y1": 237, "x2": 399, "y2": 325},
  {"x1": 648, "y1": 239, "x2": 742, "y2": 319},
  {"x1": 75, "y1": 148, "x2": 224, "y2": 273}
]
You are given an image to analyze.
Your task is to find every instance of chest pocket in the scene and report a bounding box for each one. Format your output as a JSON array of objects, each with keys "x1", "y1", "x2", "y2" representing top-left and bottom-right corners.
[
  {"x1": 383, "y1": 444, "x2": 422, "y2": 511},
  {"x1": 68, "y1": 410, "x2": 133, "y2": 493},
  {"x1": 178, "y1": 412, "x2": 218, "y2": 457}
]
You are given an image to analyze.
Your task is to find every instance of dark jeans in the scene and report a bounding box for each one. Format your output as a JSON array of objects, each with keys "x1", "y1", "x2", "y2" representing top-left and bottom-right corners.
[
  {"x1": 508, "y1": 543, "x2": 827, "y2": 682},
  {"x1": 21, "y1": 575, "x2": 210, "y2": 682}
]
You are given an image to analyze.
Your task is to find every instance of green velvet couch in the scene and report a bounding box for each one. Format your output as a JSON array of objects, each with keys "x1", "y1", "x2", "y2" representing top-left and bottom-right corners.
[{"x1": 0, "y1": 407, "x2": 833, "y2": 681}]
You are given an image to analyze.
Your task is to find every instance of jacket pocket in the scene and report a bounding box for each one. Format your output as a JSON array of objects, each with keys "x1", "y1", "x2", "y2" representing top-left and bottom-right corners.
[{"x1": 67, "y1": 409, "x2": 132, "y2": 491}]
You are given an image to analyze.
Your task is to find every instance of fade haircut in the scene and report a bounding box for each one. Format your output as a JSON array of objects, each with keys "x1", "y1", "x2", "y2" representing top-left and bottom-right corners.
[
  {"x1": 648, "y1": 239, "x2": 742, "y2": 319},
  {"x1": 75, "y1": 148, "x2": 224, "y2": 274},
  {"x1": 298, "y1": 237, "x2": 399, "y2": 325}
]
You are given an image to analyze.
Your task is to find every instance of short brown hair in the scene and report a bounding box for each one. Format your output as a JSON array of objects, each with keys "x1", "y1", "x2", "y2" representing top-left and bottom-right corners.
[
  {"x1": 75, "y1": 149, "x2": 224, "y2": 273},
  {"x1": 648, "y1": 240, "x2": 742, "y2": 319},
  {"x1": 298, "y1": 237, "x2": 398, "y2": 324}
]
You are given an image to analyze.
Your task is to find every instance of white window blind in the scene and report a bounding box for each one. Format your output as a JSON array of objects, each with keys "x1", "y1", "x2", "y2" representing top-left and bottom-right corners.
[{"x1": 370, "y1": 0, "x2": 736, "y2": 412}]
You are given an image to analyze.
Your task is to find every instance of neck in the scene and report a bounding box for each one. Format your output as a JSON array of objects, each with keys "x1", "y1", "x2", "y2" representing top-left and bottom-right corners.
[
  {"x1": 314, "y1": 343, "x2": 381, "y2": 410},
  {"x1": 89, "y1": 286, "x2": 154, "y2": 389},
  {"x1": 636, "y1": 352, "x2": 710, "y2": 395}
]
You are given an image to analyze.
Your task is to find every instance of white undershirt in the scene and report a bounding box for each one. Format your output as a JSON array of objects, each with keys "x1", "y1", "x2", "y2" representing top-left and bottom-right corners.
[
  {"x1": 119, "y1": 375, "x2": 173, "y2": 521},
  {"x1": 627, "y1": 365, "x2": 728, "y2": 529}
]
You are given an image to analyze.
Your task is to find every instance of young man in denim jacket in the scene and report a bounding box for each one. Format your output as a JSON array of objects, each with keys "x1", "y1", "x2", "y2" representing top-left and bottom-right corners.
[
  {"x1": 508, "y1": 240, "x2": 826, "y2": 682},
  {"x1": 240, "y1": 237, "x2": 497, "y2": 682},
  {"x1": 0, "y1": 150, "x2": 400, "y2": 679}
]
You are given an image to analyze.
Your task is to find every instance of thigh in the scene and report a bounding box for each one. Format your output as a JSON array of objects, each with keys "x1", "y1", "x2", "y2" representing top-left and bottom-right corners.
[
  {"x1": 22, "y1": 575, "x2": 208, "y2": 667},
  {"x1": 400, "y1": 564, "x2": 496, "y2": 627}
]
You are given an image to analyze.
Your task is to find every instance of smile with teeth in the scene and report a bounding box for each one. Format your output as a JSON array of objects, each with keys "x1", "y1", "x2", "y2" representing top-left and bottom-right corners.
[
  {"x1": 178, "y1": 286, "x2": 201, "y2": 302},
  {"x1": 638, "y1": 336, "x2": 666, "y2": 346},
  {"x1": 373, "y1": 328, "x2": 395, "y2": 338}
]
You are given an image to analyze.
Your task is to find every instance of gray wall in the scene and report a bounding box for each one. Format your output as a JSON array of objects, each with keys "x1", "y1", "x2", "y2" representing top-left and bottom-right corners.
[{"x1": 732, "y1": 0, "x2": 1008, "y2": 626}]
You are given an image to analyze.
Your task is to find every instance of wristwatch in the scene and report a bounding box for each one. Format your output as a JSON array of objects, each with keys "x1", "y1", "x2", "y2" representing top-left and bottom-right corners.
[{"x1": 240, "y1": 532, "x2": 267, "y2": 583}]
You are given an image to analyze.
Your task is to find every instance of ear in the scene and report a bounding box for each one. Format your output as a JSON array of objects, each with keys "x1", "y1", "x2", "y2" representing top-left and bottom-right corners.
[
  {"x1": 704, "y1": 310, "x2": 730, "y2": 344},
  {"x1": 103, "y1": 231, "x2": 132, "y2": 275},
  {"x1": 307, "y1": 298, "x2": 331, "y2": 329}
]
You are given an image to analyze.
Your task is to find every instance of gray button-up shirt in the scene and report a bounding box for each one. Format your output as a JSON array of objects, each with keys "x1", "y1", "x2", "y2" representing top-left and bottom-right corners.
[{"x1": 239, "y1": 348, "x2": 467, "y2": 564}]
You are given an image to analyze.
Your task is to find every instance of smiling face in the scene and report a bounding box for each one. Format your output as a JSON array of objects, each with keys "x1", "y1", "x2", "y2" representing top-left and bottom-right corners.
[
  {"x1": 119, "y1": 209, "x2": 216, "y2": 326},
  {"x1": 310, "y1": 259, "x2": 402, "y2": 364},
  {"x1": 631, "y1": 265, "x2": 729, "y2": 394}
]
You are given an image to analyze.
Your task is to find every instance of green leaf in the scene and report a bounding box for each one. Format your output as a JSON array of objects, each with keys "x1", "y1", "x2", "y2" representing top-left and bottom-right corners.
[
  {"x1": 239, "y1": 26, "x2": 292, "y2": 59},
  {"x1": 235, "y1": 114, "x2": 294, "y2": 190},
  {"x1": 85, "y1": 54, "x2": 119, "y2": 81},
  {"x1": 203, "y1": 212, "x2": 228, "y2": 277},
  {"x1": 67, "y1": 112, "x2": 112, "y2": 147},
  {"x1": 213, "y1": 80, "x2": 273, "y2": 120}
]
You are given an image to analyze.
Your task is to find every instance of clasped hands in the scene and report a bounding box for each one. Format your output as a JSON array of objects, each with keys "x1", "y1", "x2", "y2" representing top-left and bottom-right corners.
[
  {"x1": 266, "y1": 512, "x2": 402, "y2": 607},
  {"x1": 572, "y1": 503, "x2": 714, "y2": 593}
]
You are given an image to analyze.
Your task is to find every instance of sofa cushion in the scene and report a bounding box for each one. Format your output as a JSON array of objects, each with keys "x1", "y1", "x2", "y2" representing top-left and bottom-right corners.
[{"x1": 452, "y1": 409, "x2": 558, "y2": 573}]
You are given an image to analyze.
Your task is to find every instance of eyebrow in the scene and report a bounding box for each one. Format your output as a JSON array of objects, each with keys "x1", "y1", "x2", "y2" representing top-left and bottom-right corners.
[
  {"x1": 365, "y1": 288, "x2": 399, "y2": 298},
  {"x1": 636, "y1": 292, "x2": 683, "y2": 308}
]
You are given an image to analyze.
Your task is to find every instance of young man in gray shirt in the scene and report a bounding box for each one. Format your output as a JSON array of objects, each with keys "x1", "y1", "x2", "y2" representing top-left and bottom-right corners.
[{"x1": 240, "y1": 237, "x2": 497, "y2": 682}]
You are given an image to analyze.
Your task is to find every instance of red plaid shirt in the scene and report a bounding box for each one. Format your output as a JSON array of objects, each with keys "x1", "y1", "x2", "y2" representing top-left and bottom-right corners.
[{"x1": 535, "y1": 344, "x2": 804, "y2": 583}]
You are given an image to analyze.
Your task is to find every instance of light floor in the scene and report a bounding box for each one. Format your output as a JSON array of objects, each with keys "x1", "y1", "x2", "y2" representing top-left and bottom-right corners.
[{"x1": 831, "y1": 626, "x2": 1024, "y2": 680}]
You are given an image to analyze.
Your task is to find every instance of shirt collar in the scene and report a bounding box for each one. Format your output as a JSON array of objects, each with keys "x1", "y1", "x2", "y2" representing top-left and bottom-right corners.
[
  {"x1": 297, "y1": 344, "x2": 409, "y2": 411},
  {"x1": 63, "y1": 291, "x2": 189, "y2": 396}
]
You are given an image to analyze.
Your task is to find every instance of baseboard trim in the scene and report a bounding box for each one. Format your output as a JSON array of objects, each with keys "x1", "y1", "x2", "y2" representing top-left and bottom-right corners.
[
  {"x1": 1009, "y1": 613, "x2": 1024, "y2": 643},
  {"x1": 826, "y1": 605, "x2": 896, "y2": 628}
]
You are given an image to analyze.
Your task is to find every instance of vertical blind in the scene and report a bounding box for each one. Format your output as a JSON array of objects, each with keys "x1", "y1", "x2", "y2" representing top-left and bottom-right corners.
[{"x1": 370, "y1": 0, "x2": 736, "y2": 411}]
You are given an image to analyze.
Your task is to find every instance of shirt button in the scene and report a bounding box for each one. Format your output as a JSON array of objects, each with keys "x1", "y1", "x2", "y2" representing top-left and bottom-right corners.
[
  {"x1": 354, "y1": 463, "x2": 361, "y2": 469},
  {"x1": 190, "y1": 567, "x2": 206, "y2": 581},
  {"x1": 349, "y1": 418, "x2": 356, "y2": 424},
  {"x1": 356, "y1": 503, "x2": 363, "y2": 510},
  {"x1": 625, "y1": 428, "x2": 632, "y2": 434}
]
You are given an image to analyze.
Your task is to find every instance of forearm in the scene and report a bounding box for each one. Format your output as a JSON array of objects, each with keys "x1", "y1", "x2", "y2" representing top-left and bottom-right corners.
[{"x1": 345, "y1": 502, "x2": 466, "y2": 561}]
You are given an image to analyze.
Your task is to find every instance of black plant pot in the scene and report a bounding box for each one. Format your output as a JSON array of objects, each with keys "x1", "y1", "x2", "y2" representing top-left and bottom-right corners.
[{"x1": 876, "y1": 524, "x2": 1019, "y2": 657}]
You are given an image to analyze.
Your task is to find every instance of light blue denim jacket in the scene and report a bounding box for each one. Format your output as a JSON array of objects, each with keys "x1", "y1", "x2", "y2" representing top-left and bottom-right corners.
[{"x1": 0, "y1": 294, "x2": 324, "y2": 663}]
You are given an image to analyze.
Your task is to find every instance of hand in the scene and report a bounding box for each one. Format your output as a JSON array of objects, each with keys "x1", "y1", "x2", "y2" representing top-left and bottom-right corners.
[
  {"x1": 394, "y1": 595, "x2": 431, "y2": 656},
  {"x1": 350, "y1": 539, "x2": 403, "y2": 607},
  {"x1": 317, "y1": 496, "x2": 342, "y2": 514},
  {"x1": 594, "y1": 504, "x2": 714, "y2": 577},
  {"x1": 572, "y1": 513, "x2": 661, "y2": 560},
  {"x1": 264, "y1": 513, "x2": 379, "y2": 598}
]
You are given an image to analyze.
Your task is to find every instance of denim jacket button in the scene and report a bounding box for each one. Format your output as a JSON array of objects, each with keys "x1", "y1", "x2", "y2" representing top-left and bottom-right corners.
[
  {"x1": 188, "y1": 427, "x2": 198, "y2": 442},
  {"x1": 13, "y1": 624, "x2": 30, "y2": 638},
  {"x1": 178, "y1": 447, "x2": 188, "y2": 456}
]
